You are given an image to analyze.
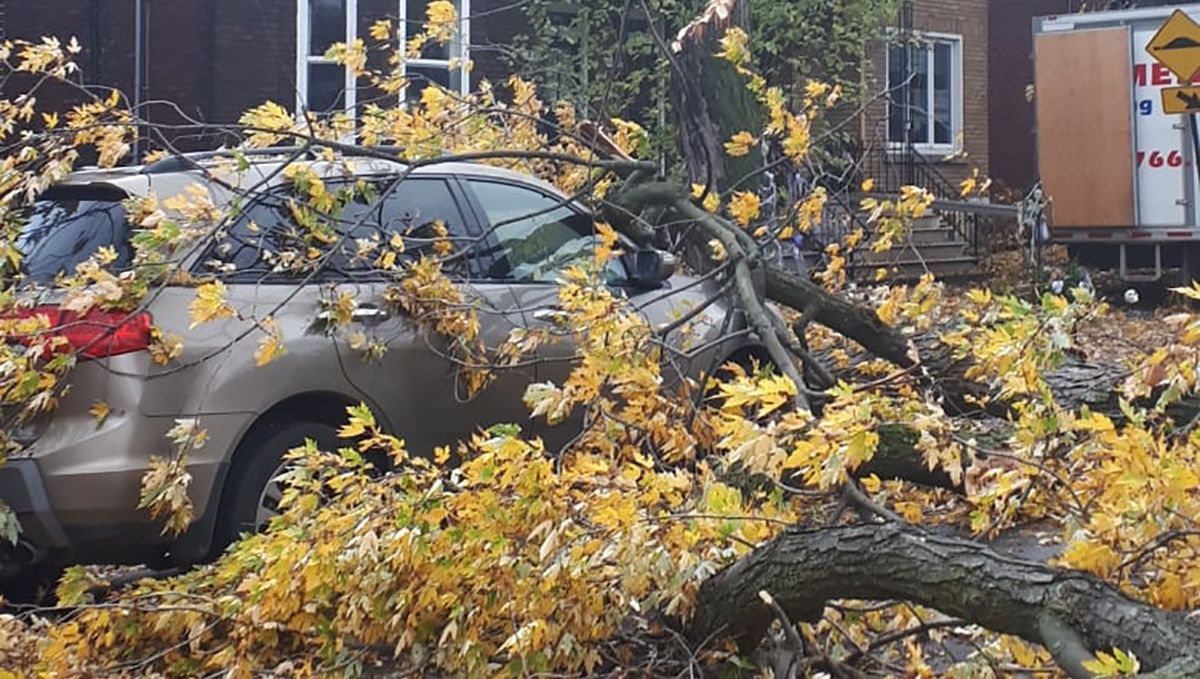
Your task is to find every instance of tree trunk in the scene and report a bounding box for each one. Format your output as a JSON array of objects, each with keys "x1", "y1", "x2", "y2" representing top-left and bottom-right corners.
[
  {"x1": 671, "y1": 2, "x2": 763, "y2": 193},
  {"x1": 689, "y1": 523, "x2": 1200, "y2": 676}
]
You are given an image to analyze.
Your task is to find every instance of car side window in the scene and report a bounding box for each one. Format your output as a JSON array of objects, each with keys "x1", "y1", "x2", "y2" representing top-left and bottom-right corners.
[
  {"x1": 329, "y1": 177, "x2": 473, "y2": 278},
  {"x1": 467, "y1": 179, "x2": 626, "y2": 284},
  {"x1": 199, "y1": 177, "x2": 473, "y2": 281},
  {"x1": 199, "y1": 196, "x2": 289, "y2": 280}
]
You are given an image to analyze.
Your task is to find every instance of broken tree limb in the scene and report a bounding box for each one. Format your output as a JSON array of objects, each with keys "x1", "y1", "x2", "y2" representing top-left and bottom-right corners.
[{"x1": 688, "y1": 523, "x2": 1200, "y2": 674}]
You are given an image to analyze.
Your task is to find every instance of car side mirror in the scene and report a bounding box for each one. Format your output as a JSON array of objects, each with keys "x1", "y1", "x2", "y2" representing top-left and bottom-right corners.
[{"x1": 623, "y1": 249, "x2": 676, "y2": 288}]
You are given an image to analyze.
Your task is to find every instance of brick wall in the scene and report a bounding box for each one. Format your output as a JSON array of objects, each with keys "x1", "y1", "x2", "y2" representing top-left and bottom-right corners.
[
  {"x1": 468, "y1": 1, "x2": 528, "y2": 88},
  {"x1": 2, "y1": 1, "x2": 214, "y2": 151},
  {"x1": 865, "y1": 0, "x2": 990, "y2": 190},
  {"x1": 986, "y1": 0, "x2": 1078, "y2": 197},
  {"x1": 211, "y1": 0, "x2": 295, "y2": 125}
]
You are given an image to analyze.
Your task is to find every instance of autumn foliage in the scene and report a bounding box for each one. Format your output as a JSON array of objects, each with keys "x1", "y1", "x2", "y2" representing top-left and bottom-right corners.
[{"x1": 3, "y1": 3, "x2": 1200, "y2": 678}]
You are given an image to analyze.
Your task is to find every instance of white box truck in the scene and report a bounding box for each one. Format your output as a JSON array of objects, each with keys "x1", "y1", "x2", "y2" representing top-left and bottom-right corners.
[{"x1": 1036, "y1": 4, "x2": 1200, "y2": 281}]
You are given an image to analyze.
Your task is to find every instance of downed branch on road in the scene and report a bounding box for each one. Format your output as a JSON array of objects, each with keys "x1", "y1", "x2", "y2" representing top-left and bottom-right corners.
[{"x1": 689, "y1": 522, "x2": 1200, "y2": 678}]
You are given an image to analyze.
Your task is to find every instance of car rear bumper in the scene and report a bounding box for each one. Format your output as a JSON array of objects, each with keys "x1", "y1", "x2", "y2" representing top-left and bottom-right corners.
[{"x1": 0, "y1": 458, "x2": 68, "y2": 576}]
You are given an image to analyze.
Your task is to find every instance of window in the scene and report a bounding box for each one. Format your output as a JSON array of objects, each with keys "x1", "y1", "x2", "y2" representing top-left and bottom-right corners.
[
  {"x1": 296, "y1": 0, "x2": 470, "y2": 117},
  {"x1": 399, "y1": 0, "x2": 471, "y2": 103},
  {"x1": 201, "y1": 177, "x2": 472, "y2": 281},
  {"x1": 331, "y1": 177, "x2": 473, "y2": 276},
  {"x1": 468, "y1": 179, "x2": 625, "y2": 284},
  {"x1": 886, "y1": 34, "x2": 961, "y2": 151},
  {"x1": 18, "y1": 187, "x2": 132, "y2": 282},
  {"x1": 297, "y1": 0, "x2": 358, "y2": 116}
]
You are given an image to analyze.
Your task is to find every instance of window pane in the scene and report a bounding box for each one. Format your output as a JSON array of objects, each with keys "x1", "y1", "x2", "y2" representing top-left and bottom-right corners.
[
  {"x1": 308, "y1": 62, "x2": 347, "y2": 114},
  {"x1": 469, "y1": 180, "x2": 624, "y2": 284},
  {"x1": 18, "y1": 188, "x2": 132, "y2": 282},
  {"x1": 910, "y1": 45, "x2": 930, "y2": 144},
  {"x1": 887, "y1": 44, "x2": 905, "y2": 143},
  {"x1": 201, "y1": 197, "x2": 289, "y2": 279},
  {"x1": 933, "y1": 42, "x2": 954, "y2": 145},
  {"x1": 329, "y1": 178, "x2": 472, "y2": 277},
  {"x1": 407, "y1": 0, "x2": 452, "y2": 60},
  {"x1": 309, "y1": 0, "x2": 347, "y2": 55},
  {"x1": 887, "y1": 44, "x2": 929, "y2": 145},
  {"x1": 205, "y1": 179, "x2": 471, "y2": 281},
  {"x1": 406, "y1": 65, "x2": 454, "y2": 104}
]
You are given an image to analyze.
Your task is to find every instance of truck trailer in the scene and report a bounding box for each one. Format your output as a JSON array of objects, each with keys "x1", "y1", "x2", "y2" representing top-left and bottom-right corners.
[{"x1": 1035, "y1": 4, "x2": 1200, "y2": 282}]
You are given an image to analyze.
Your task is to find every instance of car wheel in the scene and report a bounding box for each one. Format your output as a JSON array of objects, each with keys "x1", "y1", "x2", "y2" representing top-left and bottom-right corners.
[
  {"x1": 0, "y1": 563, "x2": 63, "y2": 606},
  {"x1": 211, "y1": 421, "x2": 339, "y2": 556}
]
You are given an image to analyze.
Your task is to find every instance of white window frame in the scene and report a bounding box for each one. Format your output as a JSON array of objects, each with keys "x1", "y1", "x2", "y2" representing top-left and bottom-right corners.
[
  {"x1": 884, "y1": 31, "x2": 963, "y2": 155},
  {"x1": 295, "y1": 0, "x2": 471, "y2": 118},
  {"x1": 296, "y1": 0, "x2": 358, "y2": 118},
  {"x1": 398, "y1": 0, "x2": 471, "y2": 100}
]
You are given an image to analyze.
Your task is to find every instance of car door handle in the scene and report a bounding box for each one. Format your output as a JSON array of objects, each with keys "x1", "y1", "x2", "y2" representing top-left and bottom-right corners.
[
  {"x1": 317, "y1": 304, "x2": 390, "y2": 323},
  {"x1": 532, "y1": 307, "x2": 570, "y2": 324},
  {"x1": 351, "y1": 306, "x2": 389, "y2": 322}
]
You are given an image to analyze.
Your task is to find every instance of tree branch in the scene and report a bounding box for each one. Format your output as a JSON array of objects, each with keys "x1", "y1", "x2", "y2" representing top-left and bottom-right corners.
[{"x1": 689, "y1": 523, "x2": 1200, "y2": 673}]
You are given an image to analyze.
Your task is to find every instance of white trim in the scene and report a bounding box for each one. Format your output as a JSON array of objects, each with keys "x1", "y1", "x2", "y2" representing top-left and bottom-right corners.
[
  {"x1": 345, "y1": 0, "x2": 357, "y2": 114},
  {"x1": 460, "y1": 0, "x2": 471, "y2": 97},
  {"x1": 884, "y1": 31, "x2": 964, "y2": 154},
  {"x1": 398, "y1": 0, "x2": 471, "y2": 100},
  {"x1": 295, "y1": 0, "x2": 308, "y2": 115},
  {"x1": 297, "y1": 0, "x2": 472, "y2": 115},
  {"x1": 295, "y1": 0, "x2": 358, "y2": 119}
]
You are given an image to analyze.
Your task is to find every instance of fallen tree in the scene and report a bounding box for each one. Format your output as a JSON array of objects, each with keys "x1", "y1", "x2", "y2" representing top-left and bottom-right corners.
[
  {"x1": 4, "y1": 2, "x2": 1200, "y2": 677},
  {"x1": 690, "y1": 522, "x2": 1200, "y2": 678}
]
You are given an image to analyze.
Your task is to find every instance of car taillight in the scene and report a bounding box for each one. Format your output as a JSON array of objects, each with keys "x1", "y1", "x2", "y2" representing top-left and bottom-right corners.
[{"x1": 6, "y1": 306, "x2": 153, "y2": 360}]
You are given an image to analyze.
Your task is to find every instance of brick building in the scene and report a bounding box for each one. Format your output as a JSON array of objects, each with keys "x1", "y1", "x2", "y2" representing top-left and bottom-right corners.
[
  {"x1": 0, "y1": 0, "x2": 528, "y2": 152},
  {"x1": 861, "y1": 0, "x2": 990, "y2": 194},
  {"x1": 0, "y1": 0, "x2": 992, "y2": 197}
]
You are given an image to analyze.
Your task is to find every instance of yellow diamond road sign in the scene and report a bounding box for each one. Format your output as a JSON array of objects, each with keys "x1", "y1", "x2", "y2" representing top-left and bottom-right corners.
[
  {"x1": 1148, "y1": 9, "x2": 1200, "y2": 82},
  {"x1": 1164, "y1": 86, "x2": 1200, "y2": 114}
]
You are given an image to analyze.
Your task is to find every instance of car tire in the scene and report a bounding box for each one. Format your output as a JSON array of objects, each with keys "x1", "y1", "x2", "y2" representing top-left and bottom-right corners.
[
  {"x1": 0, "y1": 564, "x2": 63, "y2": 606},
  {"x1": 210, "y1": 421, "x2": 339, "y2": 557}
]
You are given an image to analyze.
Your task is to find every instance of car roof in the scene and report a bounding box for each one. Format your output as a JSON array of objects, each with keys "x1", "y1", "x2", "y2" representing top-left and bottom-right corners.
[{"x1": 57, "y1": 154, "x2": 571, "y2": 203}]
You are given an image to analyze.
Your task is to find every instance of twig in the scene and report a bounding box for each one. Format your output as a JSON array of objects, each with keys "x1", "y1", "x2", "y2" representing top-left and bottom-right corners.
[
  {"x1": 842, "y1": 618, "x2": 965, "y2": 665},
  {"x1": 841, "y1": 480, "x2": 904, "y2": 523},
  {"x1": 1117, "y1": 529, "x2": 1200, "y2": 573}
]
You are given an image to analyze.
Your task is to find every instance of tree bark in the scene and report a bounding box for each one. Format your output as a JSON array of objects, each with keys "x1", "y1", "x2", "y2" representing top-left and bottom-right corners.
[
  {"x1": 689, "y1": 523, "x2": 1200, "y2": 675},
  {"x1": 671, "y1": 2, "x2": 763, "y2": 193}
]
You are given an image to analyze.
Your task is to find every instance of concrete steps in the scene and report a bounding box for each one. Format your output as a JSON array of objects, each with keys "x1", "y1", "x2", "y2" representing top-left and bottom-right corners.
[
  {"x1": 806, "y1": 204, "x2": 982, "y2": 282},
  {"x1": 855, "y1": 218, "x2": 980, "y2": 282}
]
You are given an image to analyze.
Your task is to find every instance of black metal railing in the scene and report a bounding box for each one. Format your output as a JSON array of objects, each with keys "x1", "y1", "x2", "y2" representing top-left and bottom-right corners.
[{"x1": 854, "y1": 142, "x2": 989, "y2": 258}]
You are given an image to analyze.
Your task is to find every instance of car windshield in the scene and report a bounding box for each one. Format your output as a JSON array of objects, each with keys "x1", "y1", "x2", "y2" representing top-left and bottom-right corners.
[{"x1": 17, "y1": 187, "x2": 132, "y2": 282}]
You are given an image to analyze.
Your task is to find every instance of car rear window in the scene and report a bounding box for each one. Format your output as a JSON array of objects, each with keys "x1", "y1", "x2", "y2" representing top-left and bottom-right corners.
[{"x1": 17, "y1": 186, "x2": 132, "y2": 282}]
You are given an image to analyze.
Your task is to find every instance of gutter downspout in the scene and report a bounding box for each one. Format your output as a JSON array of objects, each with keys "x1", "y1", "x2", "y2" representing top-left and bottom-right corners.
[{"x1": 133, "y1": 0, "x2": 145, "y2": 161}]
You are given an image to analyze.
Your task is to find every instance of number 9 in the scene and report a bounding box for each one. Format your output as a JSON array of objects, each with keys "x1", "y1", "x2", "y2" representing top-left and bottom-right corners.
[{"x1": 1140, "y1": 99, "x2": 1154, "y2": 116}]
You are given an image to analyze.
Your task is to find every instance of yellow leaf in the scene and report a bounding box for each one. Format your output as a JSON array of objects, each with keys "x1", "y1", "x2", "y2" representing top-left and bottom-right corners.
[
  {"x1": 724, "y1": 131, "x2": 757, "y2": 157},
  {"x1": 728, "y1": 191, "x2": 761, "y2": 227},
  {"x1": 1082, "y1": 648, "x2": 1140, "y2": 677},
  {"x1": 254, "y1": 318, "x2": 286, "y2": 367},
  {"x1": 860, "y1": 474, "x2": 882, "y2": 494},
  {"x1": 434, "y1": 446, "x2": 452, "y2": 465},
  {"x1": 369, "y1": 19, "x2": 392, "y2": 41},
  {"x1": 189, "y1": 281, "x2": 235, "y2": 329},
  {"x1": 89, "y1": 400, "x2": 110, "y2": 424}
]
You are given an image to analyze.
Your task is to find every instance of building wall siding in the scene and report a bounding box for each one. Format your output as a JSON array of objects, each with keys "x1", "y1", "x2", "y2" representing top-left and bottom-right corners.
[{"x1": 212, "y1": 0, "x2": 295, "y2": 126}]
